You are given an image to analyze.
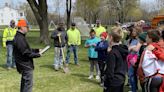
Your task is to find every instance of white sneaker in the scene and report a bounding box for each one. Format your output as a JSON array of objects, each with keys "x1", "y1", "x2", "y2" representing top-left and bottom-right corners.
[
  {"x1": 54, "y1": 66, "x2": 59, "y2": 71},
  {"x1": 96, "y1": 75, "x2": 100, "y2": 80},
  {"x1": 88, "y1": 75, "x2": 93, "y2": 79}
]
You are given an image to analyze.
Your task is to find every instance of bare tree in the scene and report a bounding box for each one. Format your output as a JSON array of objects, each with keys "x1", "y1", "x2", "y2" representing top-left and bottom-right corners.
[{"x1": 27, "y1": 0, "x2": 49, "y2": 45}]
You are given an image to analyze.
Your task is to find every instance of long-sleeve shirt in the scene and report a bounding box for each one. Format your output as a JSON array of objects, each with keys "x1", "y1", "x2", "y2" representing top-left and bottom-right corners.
[
  {"x1": 95, "y1": 40, "x2": 108, "y2": 61},
  {"x1": 13, "y1": 31, "x2": 40, "y2": 73},
  {"x1": 67, "y1": 28, "x2": 81, "y2": 46}
]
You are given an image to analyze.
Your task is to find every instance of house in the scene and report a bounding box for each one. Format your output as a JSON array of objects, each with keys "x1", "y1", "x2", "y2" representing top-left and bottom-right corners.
[{"x1": 0, "y1": 3, "x2": 25, "y2": 26}]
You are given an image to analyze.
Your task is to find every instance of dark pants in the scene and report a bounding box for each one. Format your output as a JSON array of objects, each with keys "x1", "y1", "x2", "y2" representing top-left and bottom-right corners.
[
  {"x1": 98, "y1": 61, "x2": 106, "y2": 83},
  {"x1": 104, "y1": 84, "x2": 124, "y2": 92},
  {"x1": 20, "y1": 70, "x2": 33, "y2": 92},
  {"x1": 144, "y1": 76, "x2": 163, "y2": 92}
]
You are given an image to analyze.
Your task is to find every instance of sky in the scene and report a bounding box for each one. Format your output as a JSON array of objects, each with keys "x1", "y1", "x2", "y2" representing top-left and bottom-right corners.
[{"x1": 0, "y1": 0, "x2": 157, "y2": 14}]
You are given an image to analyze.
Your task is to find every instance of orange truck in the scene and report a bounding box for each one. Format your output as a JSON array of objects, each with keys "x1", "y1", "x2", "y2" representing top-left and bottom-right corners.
[{"x1": 151, "y1": 15, "x2": 164, "y2": 29}]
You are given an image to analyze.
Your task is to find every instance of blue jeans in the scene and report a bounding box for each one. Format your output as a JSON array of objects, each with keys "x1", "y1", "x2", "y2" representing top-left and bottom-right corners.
[
  {"x1": 6, "y1": 44, "x2": 15, "y2": 67},
  {"x1": 65, "y1": 45, "x2": 78, "y2": 64},
  {"x1": 53, "y1": 47, "x2": 63, "y2": 69},
  {"x1": 128, "y1": 66, "x2": 138, "y2": 92}
]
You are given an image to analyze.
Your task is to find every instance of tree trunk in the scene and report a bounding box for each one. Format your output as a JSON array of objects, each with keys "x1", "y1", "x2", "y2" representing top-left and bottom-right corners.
[
  {"x1": 66, "y1": 0, "x2": 72, "y2": 29},
  {"x1": 27, "y1": 0, "x2": 50, "y2": 45}
]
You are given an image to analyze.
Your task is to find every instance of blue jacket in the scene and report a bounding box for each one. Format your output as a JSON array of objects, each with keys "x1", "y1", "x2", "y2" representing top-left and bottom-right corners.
[
  {"x1": 95, "y1": 40, "x2": 108, "y2": 61},
  {"x1": 85, "y1": 37, "x2": 100, "y2": 58}
]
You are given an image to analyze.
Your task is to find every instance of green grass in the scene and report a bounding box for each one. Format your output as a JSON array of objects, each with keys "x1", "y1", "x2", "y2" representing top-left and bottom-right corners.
[{"x1": 0, "y1": 31, "x2": 139, "y2": 92}]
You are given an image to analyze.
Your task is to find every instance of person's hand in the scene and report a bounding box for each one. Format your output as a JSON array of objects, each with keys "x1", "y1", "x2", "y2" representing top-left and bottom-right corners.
[
  {"x1": 39, "y1": 49, "x2": 42, "y2": 56},
  {"x1": 92, "y1": 44, "x2": 97, "y2": 47},
  {"x1": 39, "y1": 49, "x2": 42, "y2": 52},
  {"x1": 57, "y1": 33, "x2": 61, "y2": 36}
]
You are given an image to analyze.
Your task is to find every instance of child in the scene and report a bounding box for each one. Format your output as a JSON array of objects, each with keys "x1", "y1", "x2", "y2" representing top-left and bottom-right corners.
[
  {"x1": 104, "y1": 28, "x2": 128, "y2": 92},
  {"x1": 95, "y1": 32, "x2": 108, "y2": 86},
  {"x1": 85, "y1": 29, "x2": 100, "y2": 80}
]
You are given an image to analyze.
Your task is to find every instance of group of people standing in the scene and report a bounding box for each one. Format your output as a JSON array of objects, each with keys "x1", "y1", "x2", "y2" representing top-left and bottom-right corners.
[
  {"x1": 83, "y1": 19, "x2": 164, "y2": 92},
  {"x1": 2, "y1": 18, "x2": 164, "y2": 92}
]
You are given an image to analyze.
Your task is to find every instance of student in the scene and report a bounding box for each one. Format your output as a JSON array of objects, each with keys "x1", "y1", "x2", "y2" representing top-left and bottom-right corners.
[
  {"x1": 138, "y1": 30, "x2": 164, "y2": 92},
  {"x1": 104, "y1": 28, "x2": 128, "y2": 92},
  {"x1": 85, "y1": 29, "x2": 100, "y2": 80},
  {"x1": 95, "y1": 32, "x2": 108, "y2": 86},
  {"x1": 127, "y1": 28, "x2": 140, "y2": 92}
]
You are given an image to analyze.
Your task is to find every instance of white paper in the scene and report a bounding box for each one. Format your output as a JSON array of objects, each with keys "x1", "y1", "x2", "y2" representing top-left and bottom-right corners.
[{"x1": 39, "y1": 45, "x2": 50, "y2": 54}]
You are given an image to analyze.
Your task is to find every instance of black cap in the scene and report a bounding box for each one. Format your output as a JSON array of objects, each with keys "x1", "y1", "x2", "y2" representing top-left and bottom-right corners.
[{"x1": 71, "y1": 23, "x2": 76, "y2": 26}]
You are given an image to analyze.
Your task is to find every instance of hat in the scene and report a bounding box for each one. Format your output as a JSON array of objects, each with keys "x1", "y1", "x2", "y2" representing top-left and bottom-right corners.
[
  {"x1": 101, "y1": 32, "x2": 108, "y2": 39},
  {"x1": 10, "y1": 20, "x2": 15, "y2": 24},
  {"x1": 138, "y1": 32, "x2": 147, "y2": 42},
  {"x1": 17, "y1": 19, "x2": 28, "y2": 27},
  {"x1": 71, "y1": 23, "x2": 76, "y2": 26},
  {"x1": 96, "y1": 20, "x2": 101, "y2": 23}
]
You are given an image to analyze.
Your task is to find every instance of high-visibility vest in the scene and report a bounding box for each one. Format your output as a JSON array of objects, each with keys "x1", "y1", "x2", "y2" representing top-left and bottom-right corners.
[
  {"x1": 94, "y1": 26, "x2": 106, "y2": 37},
  {"x1": 2, "y1": 27, "x2": 17, "y2": 47}
]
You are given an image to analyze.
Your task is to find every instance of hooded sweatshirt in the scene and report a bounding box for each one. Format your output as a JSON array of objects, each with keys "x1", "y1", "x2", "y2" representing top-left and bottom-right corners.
[
  {"x1": 51, "y1": 27, "x2": 67, "y2": 47},
  {"x1": 105, "y1": 44, "x2": 128, "y2": 86}
]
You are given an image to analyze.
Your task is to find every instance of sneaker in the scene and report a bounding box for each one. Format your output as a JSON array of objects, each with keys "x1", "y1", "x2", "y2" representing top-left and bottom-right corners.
[
  {"x1": 12, "y1": 66, "x2": 16, "y2": 68},
  {"x1": 96, "y1": 75, "x2": 100, "y2": 80},
  {"x1": 75, "y1": 63, "x2": 80, "y2": 66},
  {"x1": 54, "y1": 66, "x2": 59, "y2": 71},
  {"x1": 7, "y1": 67, "x2": 11, "y2": 70},
  {"x1": 88, "y1": 75, "x2": 93, "y2": 79},
  {"x1": 100, "y1": 82, "x2": 104, "y2": 87}
]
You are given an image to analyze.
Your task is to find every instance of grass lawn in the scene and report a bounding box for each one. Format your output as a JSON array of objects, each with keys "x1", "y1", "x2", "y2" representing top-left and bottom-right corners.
[{"x1": 0, "y1": 31, "x2": 139, "y2": 92}]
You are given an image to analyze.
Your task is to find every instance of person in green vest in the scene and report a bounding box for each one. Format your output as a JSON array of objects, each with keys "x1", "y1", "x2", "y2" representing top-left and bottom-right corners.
[
  {"x1": 94, "y1": 20, "x2": 106, "y2": 38},
  {"x1": 65, "y1": 23, "x2": 81, "y2": 66},
  {"x1": 2, "y1": 20, "x2": 17, "y2": 69}
]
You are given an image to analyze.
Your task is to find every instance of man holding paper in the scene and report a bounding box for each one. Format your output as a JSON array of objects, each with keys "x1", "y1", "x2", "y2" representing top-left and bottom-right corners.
[{"x1": 13, "y1": 19, "x2": 41, "y2": 92}]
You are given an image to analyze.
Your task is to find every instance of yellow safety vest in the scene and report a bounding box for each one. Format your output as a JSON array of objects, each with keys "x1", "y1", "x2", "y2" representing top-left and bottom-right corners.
[
  {"x1": 2, "y1": 27, "x2": 17, "y2": 47},
  {"x1": 94, "y1": 26, "x2": 106, "y2": 37}
]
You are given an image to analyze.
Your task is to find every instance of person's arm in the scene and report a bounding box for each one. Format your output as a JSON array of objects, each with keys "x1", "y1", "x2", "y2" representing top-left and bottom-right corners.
[
  {"x1": 84, "y1": 40, "x2": 90, "y2": 48},
  {"x1": 131, "y1": 42, "x2": 142, "y2": 52},
  {"x1": 17, "y1": 38, "x2": 40, "y2": 58},
  {"x1": 105, "y1": 52, "x2": 116, "y2": 83},
  {"x1": 51, "y1": 31, "x2": 58, "y2": 39},
  {"x1": 2, "y1": 28, "x2": 7, "y2": 47}
]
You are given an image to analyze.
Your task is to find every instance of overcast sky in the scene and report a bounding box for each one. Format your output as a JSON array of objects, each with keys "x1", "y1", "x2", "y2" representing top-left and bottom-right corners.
[{"x1": 0, "y1": 0, "x2": 157, "y2": 14}]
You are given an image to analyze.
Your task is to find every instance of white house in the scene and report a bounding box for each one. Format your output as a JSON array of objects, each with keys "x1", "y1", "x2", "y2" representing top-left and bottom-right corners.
[{"x1": 0, "y1": 3, "x2": 25, "y2": 26}]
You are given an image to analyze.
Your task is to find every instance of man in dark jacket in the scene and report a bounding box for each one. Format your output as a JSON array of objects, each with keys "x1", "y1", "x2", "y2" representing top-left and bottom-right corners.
[
  {"x1": 13, "y1": 19, "x2": 41, "y2": 92},
  {"x1": 51, "y1": 22, "x2": 67, "y2": 70},
  {"x1": 104, "y1": 28, "x2": 128, "y2": 92}
]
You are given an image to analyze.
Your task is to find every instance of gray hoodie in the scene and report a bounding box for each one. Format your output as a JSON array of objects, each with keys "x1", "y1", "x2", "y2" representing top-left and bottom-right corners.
[{"x1": 51, "y1": 27, "x2": 67, "y2": 47}]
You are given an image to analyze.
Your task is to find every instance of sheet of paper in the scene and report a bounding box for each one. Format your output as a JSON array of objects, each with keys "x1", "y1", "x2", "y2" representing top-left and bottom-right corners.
[{"x1": 39, "y1": 45, "x2": 50, "y2": 54}]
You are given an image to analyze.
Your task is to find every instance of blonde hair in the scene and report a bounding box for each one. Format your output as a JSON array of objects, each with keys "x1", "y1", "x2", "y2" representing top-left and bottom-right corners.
[{"x1": 110, "y1": 27, "x2": 122, "y2": 43}]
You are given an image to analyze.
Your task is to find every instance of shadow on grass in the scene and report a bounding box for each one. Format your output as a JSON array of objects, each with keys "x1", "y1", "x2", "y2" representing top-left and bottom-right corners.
[
  {"x1": 40, "y1": 64, "x2": 54, "y2": 70},
  {"x1": 72, "y1": 73, "x2": 99, "y2": 85},
  {"x1": 0, "y1": 64, "x2": 7, "y2": 69}
]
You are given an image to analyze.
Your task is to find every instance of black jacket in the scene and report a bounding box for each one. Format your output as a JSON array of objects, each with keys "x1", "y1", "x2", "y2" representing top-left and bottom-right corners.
[
  {"x1": 13, "y1": 31, "x2": 40, "y2": 73},
  {"x1": 51, "y1": 27, "x2": 67, "y2": 47},
  {"x1": 105, "y1": 44, "x2": 128, "y2": 86},
  {"x1": 95, "y1": 40, "x2": 108, "y2": 61}
]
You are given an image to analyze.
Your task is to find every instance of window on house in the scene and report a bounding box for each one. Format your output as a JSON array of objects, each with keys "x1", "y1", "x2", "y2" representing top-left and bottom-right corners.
[
  {"x1": 11, "y1": 13, "x2": 13, "y2": 17},
  {"x1": 20, "y1": 13, "x2": 23, "y2": 17},
  {"x1": 1, "y1": 19, "x2": 3, "y2": 23}
]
